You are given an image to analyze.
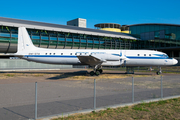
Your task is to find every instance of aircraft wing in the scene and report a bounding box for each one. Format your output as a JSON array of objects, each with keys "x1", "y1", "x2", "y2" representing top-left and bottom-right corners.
[{"x1": 77, "y1": 55, "x2": 105, "y2": 66}]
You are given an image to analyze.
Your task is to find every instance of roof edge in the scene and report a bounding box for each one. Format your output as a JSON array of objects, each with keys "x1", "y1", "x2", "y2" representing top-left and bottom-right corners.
[{"x1": 128, "y1": 23, "x2": 180, "y2": 27}]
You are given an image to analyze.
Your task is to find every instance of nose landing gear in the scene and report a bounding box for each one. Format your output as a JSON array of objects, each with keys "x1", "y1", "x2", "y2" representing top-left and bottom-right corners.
[{"x1": 156, "y1": 67, "x2": 162, "y2": 75}]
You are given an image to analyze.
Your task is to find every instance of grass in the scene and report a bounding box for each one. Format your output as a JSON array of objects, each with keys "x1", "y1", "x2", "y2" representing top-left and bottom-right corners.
[
  {"x1": 5, "y1": 73, "x2": 15, "y2": 77},
  {"x1": 0, "y1": 66, "x2": 179, "y2": 80},
  {"x1": 52, "y1": 97, "x2": 180, "y2": 120},
  {"x1": 68, "y1": 74, "x2": 153, "y2": 80},
  {"x1": 103, "y1": 66, "x2": 180, "y2": 74},
  {"x1": 0, "y1": 72, "x2": 46, "y2": 79}
]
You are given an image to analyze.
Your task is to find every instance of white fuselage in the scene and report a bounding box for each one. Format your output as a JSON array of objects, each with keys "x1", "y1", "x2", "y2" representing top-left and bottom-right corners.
[
  {"x1": 15, "y1": 27, "x2": 178, "y2": 67},
  {"x1": 20, "y1": 48, "x2": 178, "y2": 67}
]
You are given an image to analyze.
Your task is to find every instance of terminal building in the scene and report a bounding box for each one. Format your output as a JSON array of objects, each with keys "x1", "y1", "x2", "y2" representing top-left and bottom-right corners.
[
  {"x1": 0, "y1": 17, "x2": 136, "y2": 54},
  {"x1": 0, "y1": 17, "x2": 180, "y2": 69},
  {"x1": 129, "y1": 23, "x2": 180, "y2": 57},
  {"x1": 94, "y1": 23, "x2": 129, "y2": 33},
  {"x1": 0, "y1": 17, "x2": 136, "y2": 69}
]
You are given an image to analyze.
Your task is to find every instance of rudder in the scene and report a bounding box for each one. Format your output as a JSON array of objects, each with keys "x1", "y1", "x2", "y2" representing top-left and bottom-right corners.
[{"x1": 17, "y1": 27, "x2": 37, "y2": 53}]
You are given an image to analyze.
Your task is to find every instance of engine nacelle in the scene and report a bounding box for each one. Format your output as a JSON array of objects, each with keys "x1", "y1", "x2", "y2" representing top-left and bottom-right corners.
[{"x1": 92, "y1": 54, "x2": 120, "y2": 61}]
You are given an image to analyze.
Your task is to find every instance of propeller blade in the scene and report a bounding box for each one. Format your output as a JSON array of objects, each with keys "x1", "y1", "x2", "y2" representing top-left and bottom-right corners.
[{"x1": 124, "y1": 60, "x2": 126, "y2": 67}]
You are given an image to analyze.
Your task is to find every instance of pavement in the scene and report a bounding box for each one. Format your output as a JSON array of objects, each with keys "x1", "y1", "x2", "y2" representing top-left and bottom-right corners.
[{"x1": 0, "y1": 70, "x2": 179, "y2": 120}]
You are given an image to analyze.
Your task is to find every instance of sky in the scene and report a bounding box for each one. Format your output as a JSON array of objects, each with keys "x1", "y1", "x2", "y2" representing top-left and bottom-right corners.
[{"x1": 0, "y1": 0, "x2": 180, "y2": 28}]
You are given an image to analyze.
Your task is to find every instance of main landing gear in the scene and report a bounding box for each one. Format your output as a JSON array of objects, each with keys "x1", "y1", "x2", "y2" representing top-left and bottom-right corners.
[
  {"x1": 90, "y1": 69, "x2": 103, "y2": 76},
  {"x1": 90, "y1": 65, "x2": 103, "y2": 76},
  {"x1": 156, "y1": 67, "x2": 162, "y2": 75}
]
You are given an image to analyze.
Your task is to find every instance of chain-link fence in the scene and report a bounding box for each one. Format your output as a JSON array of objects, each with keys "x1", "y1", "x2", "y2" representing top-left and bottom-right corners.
[{"x1": 0, "y1": 74, "x2": 180, "y2": 120}]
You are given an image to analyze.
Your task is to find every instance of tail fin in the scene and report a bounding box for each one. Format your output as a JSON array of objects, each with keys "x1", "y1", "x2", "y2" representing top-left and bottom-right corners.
[{"x1": 17, "y1": 27, "x2": 37, "y2": 53}]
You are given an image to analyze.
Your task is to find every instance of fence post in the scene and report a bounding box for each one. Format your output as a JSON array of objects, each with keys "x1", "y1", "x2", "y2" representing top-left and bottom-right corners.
[
  {"x1": 35, "y1": 82, "x2": 37, "y2": 120},
  {"x1": 161, "y1": 75, "x2": 163, "y2": 98},
  {"x1": 94, "y1": 79, "x2": 96, "y2": 111},
  {"x1": 132, "y1": 77, "x2": 134, "y2": 103}
]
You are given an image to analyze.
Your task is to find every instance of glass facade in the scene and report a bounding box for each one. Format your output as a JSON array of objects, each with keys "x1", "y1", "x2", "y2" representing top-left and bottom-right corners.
[
  {"x1": 1, "y1": 24, "x2": 180, "y2": 55},
  {"x1": 0, "y1": 26, "x2": 131, "y2": 53},
  {"x1": 128, "y1": 24, "x2": 180, "y2": 53},
  {"x1": 130, "y1": 24, "x2": 180, "y2": 41}
]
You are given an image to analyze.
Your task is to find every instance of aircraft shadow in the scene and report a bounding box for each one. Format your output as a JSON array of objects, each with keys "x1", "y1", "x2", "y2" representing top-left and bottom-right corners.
[
  {"x1": 0, "y1": 69, "x2": 154, "y2": 80},
  {"x1": 47, "y1": 70, "x2": 89, "y2": 80},
  {"x1": 47, "y1": 70, "x2": 154, "y2": 80}
]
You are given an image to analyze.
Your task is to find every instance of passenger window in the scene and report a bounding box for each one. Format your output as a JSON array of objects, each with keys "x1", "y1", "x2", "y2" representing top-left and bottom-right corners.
[
  {"x1": 75, "y1": 53, "x2": 77, "y2": 55},
  {"x1": 54, "y1": 53, "x2": 55, "y2": 55},
  {"x1": 45, "y1": 53, "x2": 47, "y2": 55},
  {"x1": 70, "y1": 53, "x2": 72, "y2": 55},
  {"x1": 50, "y1": 53, "x2": 51, "y2": 55},
  {"x1": 149, "y1": 54, "x2": 151, "y2": 56},
  {"x1": 144, "y1": 54, "x2": 146, "y2": 56},
  {"x1": 138, "y1": 54, "x2": 140, "y2": 56},
  {"x1": 61, "y1": 53, "x2": 63, "y2": 55},
  {"x1": 80, "y1": 53, "x2": 82, "y2": 55}
]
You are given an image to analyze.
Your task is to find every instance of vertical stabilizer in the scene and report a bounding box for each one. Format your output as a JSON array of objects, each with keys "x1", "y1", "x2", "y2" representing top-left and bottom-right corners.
[{"x1": 17, "y1": 27, "x2": 37, "y2": 53}]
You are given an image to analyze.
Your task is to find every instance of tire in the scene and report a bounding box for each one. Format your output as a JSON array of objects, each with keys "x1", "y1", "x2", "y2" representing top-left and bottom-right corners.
[
  {"x1": 90, "y1": 71, "x2": 94, "y2": 76},
  {"x1": 156, "y1": 71, "x2": 161, "y2": 75},
  {"x1": 95, "y1": 71, "x2": 100, "y2": 76},
  {"x1": 99, "y1": 69, "x2": 103, "y2": 73}
]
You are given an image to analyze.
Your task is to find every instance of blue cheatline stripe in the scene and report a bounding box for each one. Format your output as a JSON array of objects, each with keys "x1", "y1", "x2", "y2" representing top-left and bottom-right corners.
[
  {"x1": 153, "y1": 54, "x2": 164, "y2": 57},
  {"x1": 112, "y1": 54, "x2": 120, "y2": 56},
  {"x1": 126, "y1": 57, "x2": 173, "y2": 59},
  {"x1": 24, "y1": 55, "x2": 172, "y2": 60},
  {"x1": 127, "y1": 57, "x2": 163, "y2": 59},
  {"x1": 24, "y1": 55, "x2": 77, "y2": 58},
  {"x1": 112, "y1": 53, "x2": 169, "y2": 59}
]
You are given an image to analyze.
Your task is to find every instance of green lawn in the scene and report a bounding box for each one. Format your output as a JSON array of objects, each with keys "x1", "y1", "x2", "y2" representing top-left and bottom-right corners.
[{"x1": 53, "y1": 97, "x2": 180, "y2": 120}]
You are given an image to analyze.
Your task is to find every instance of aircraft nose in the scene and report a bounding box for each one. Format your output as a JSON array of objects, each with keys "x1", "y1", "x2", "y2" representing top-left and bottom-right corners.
[{"x1": 173, "y1": 58, "x2": 178, "y2": 65}]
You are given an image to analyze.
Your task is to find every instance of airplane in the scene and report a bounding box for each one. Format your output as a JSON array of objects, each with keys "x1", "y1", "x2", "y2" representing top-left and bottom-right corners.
[{"x1": 14, "y1": 27, "x2": 178, "y2": 76}]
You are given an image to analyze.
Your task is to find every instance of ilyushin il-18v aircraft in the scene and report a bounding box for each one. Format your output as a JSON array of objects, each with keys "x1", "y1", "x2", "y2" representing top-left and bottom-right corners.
[{"x1": 14, "y1": 27, "x2": 178, "y2": 75}]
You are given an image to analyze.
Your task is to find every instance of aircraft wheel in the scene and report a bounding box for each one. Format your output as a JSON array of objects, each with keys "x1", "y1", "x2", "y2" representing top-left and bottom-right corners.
[
  {"x1": 156, "y1": 71, "x2": 161, "y2": 75},
  {"x1": 95, "y1": 71, "x2": 100, "y2": 76},
  {"x1": 90, "y1": 71, "x2": 94, "y2": 76},
  {"x1": 99, "y1": 69, "x2": 103, "y2": 73}
]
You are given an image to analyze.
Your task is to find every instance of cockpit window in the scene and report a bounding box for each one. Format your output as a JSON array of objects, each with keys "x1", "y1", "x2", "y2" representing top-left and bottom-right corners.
[{"x1": 163, "y1": 54, "x2": 169, "y2": 58}]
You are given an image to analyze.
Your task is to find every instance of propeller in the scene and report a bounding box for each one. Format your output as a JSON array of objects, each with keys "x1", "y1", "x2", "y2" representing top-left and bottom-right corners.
[{"x1": 120, "y1": 51, "x2": 129, "y2": 67}]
